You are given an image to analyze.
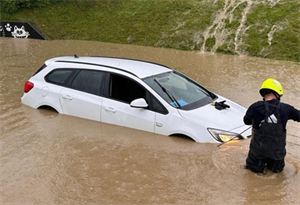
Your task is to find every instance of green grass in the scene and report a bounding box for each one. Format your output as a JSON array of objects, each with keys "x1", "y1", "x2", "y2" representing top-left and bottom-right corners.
[{"x1": 1, "y1": 0, "x2": 299, "y2": 62}]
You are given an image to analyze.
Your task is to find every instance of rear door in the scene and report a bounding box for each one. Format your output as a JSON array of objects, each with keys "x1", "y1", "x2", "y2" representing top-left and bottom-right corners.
[{"x1": 59, "y1": 69, "x2": 104, "y2": 121}]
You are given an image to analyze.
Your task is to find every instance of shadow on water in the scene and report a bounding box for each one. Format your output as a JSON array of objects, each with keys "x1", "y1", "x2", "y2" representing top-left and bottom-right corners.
[{"x1": 0, "y1": 38, "x2": 299, "y2": 205}]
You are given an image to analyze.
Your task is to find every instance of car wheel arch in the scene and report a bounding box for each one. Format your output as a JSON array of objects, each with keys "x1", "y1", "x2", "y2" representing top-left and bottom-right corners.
[
  {"x1": 37, "y1": 105, "x2": 60, "y2": 113},
  {"x1": 169, "y1": 133, "x2": 196, "y2": 142}
]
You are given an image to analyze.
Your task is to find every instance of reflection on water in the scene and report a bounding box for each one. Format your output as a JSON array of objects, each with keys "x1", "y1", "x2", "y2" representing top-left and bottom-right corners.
[{"x1": 0, "y1": 38, "x2": 299, "y2": 205}]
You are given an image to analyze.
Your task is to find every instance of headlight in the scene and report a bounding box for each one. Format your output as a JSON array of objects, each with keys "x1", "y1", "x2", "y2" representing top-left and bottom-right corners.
[{"x1": 207, "y1": 128, "x2": 242, "y2": 143}]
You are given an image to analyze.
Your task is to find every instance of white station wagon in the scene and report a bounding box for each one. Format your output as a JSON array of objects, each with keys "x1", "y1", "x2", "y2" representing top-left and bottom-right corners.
[{"x1": 21, "y1": 56, "x2": 251, "y2": 143}]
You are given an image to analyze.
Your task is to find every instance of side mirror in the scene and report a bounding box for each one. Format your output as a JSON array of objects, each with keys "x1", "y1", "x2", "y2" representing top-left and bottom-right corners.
[{"x1": 130, "y1": 98, "x2": 148, "y2": 108}]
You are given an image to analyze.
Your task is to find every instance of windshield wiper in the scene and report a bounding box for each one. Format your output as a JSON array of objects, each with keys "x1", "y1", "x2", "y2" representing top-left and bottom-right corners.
[{"x1": 154, "y1": 79, "x2": 181, "y2": 108}]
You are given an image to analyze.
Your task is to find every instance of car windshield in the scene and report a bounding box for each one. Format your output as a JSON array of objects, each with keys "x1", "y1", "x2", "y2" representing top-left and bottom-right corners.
[{"x1": 143, "y1": 71, "x2": 216, "y2": 110}]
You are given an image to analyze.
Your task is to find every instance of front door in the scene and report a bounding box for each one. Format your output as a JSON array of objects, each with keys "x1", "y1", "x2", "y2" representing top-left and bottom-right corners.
[{"x1": 101, "y1": 73, "x2": 155, "y2": 132}]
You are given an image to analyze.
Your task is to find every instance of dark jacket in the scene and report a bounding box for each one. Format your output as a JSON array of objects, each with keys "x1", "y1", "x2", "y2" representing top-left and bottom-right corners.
[{"x1": 243, "y1": 99, "x2": 300, "y2": 130}]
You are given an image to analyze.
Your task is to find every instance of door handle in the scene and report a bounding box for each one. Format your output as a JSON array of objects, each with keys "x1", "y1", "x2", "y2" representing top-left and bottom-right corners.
[
  {"x1": 156, "y1": 122, "x2": 163, "y2": 127},
  {"x1": 62, "y1": 95, "x2": 72, "y2": 100},
  {"x1": 104, "y1": 107, "x2": 116, "y2": 113}
]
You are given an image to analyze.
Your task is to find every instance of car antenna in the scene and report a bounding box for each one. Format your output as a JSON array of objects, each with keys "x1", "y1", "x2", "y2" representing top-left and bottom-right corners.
[{"x1": 74, "y1": 54, "x2": 79, "y2": 58}]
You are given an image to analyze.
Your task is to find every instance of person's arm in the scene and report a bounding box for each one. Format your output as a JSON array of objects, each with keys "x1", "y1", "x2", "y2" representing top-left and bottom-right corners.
[
  {"x1": 243, "y1": 103, "x2": 256, "y2": 125},
  {"x1": 289, "y1": 105, "x2": 300, "y2": 122},
  {"x1": 243, "y1": 115, "x2": 253, "y2": 125}
]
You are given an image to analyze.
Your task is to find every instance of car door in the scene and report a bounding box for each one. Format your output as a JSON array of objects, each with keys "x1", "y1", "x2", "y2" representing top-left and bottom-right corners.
[
  {"x1": 101, "y1": 73, "x2": 156, "y2": 132},
  {"x1": 59, "y1": 70, "x2": 104, "y2": 122}
]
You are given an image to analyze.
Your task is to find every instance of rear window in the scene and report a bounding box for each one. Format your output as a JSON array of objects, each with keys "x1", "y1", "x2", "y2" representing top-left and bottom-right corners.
[
  {"x1": 33, "y1": 64, "x2": 47, "y2": 76},
  {"x1": 45, "y1": 69, "x2": 73, "y2": 85}
]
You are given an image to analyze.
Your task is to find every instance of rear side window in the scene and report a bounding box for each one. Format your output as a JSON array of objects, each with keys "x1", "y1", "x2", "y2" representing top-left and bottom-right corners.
[
  {"x1": 71, "y1": 70, "x2": 104, "y2": 95},
  {"x1": 45, "y1": 69, "x2": 73, "y2": 85}
]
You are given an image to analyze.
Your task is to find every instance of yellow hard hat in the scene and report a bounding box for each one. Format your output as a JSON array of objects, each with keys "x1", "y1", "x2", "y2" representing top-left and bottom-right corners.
[{"x1": 259, "y1": 78, "x2": 283, "y2": 97}]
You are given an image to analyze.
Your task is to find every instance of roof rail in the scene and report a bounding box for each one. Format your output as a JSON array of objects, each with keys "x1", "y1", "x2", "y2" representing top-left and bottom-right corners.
[{"x1": 56, "y1": 60, "x2": 139, "y2": 77}]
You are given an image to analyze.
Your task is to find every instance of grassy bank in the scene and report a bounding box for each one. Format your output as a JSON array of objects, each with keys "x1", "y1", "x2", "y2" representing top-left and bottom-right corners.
[{"x1": 1, "y1": 0, "x2": 300, "y2": 62}]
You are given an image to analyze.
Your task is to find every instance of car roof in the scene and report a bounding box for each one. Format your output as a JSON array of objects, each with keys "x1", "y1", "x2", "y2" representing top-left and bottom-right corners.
[{"x1": 45, "y1": 56, "x2": 172, "y2": 79}]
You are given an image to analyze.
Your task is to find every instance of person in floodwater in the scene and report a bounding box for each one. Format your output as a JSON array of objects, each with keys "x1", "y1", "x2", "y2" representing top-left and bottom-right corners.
[{"x1": 243, "y1": 78, "x2": 300, "y2": 173}]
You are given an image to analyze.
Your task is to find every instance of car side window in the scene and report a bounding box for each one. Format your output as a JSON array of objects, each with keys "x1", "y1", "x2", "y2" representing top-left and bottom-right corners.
[
  {"x1": 45, "y1": 69, "x2": 73, "y2": 85},
  {"x1": 109, "y1": 74, "x2": 146, "y2": 103},
  {"x1": 71, "y1": 70, "x2": 104, "y2": 95},
  {"x1": 109, "y1": 74, "x2": 168, "y2": 114},
  {"x1": 147, "y1": 93, "x2": 168, "y2": 114}
]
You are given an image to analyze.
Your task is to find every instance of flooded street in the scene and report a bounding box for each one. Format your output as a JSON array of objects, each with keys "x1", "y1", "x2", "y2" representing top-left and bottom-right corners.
[{"x1": 0, "y1": 38, "x2": 299, "y2": 205}]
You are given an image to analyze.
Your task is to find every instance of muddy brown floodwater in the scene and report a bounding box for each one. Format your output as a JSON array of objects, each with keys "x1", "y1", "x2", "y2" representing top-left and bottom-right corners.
[{"x1": 0, "y1": 38, "x2": 299, "y2": 205}]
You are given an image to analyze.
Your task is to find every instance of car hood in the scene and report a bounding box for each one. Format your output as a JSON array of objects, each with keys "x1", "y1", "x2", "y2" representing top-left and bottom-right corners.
[{"x1": 177, "y1": 96, "x2": 248, "y2": 133}]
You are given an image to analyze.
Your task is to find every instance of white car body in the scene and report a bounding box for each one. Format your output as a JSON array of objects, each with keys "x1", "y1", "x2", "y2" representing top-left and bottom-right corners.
[{"x1": 21, "y1": 56, "x2": 251, "y2": 143}]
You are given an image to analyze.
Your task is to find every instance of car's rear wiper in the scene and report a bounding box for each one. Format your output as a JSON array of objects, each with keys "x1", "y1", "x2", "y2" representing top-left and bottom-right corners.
[{"x1": 154, "y1": 79, "x2": 181, "y2": 108}]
